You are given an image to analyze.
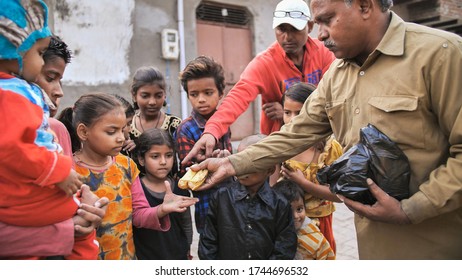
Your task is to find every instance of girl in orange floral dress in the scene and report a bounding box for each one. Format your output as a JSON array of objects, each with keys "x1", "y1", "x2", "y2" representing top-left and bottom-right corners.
[
  {"x1": 279, "y1": 83, "x2": 343, "y2": 254},
  {"x1": 59, "y1": 92, "x2": 198, "y2": 260}
]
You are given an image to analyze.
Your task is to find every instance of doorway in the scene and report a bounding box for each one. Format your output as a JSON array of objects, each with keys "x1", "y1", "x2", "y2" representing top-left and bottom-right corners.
[{"x1": 196, "y1": 2, "x2": 255, "y2": 141}]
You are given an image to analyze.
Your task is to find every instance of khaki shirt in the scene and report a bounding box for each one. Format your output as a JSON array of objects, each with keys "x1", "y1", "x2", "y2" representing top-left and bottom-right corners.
[{"x1": 230, "y1": 12, "x2": 462, "y2": 259}]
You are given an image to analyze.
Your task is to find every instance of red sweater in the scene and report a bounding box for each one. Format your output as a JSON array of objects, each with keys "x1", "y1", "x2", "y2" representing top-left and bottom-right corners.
[
  {"x1": 0, "y1": 73, "x2": 76, "y2": 227},
  {"x1": 204, "y1": 37, "x2": 335, "y2": 137}
]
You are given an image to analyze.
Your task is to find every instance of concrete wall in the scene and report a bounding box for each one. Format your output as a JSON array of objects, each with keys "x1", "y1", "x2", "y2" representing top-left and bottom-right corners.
[
  {"x1": 45, "y1": 0, "x2": 280, "y2": 117},
  {"x1": 440, "y1": 0, "x2": 462, "y2": 18}
]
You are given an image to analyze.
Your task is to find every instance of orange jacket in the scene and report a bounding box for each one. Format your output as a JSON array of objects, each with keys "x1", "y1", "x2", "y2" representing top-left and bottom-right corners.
[
  {"x1": 0, "y1": 73, "x2": 76, "y2": 226},
  {"x1": 205, "y1": 37, "x2": 335, "y2": 137}
]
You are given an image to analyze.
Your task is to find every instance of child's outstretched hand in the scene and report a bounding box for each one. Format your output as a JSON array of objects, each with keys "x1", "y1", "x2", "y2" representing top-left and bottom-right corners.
[
  {"x1": 57, "y1": 169, "x2": 84, "y2": 196},
  {"x1": 157, "y1": 180, "x2": 199, "y2": 218}
]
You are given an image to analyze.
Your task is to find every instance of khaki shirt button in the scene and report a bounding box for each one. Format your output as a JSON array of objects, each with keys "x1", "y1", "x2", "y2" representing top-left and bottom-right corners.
[
  {"x1": 359, "y1": 71, "x2": 365, "y2": 76},
  {"x1": 355, "y1": 108, "x2": 360, "y2": 114},
  {"x1": 328, "y1": 116, "x2": 333, "y2": 120},
  {"x1": 443, "y1": 43, "x2": 448, "y2": 48}
]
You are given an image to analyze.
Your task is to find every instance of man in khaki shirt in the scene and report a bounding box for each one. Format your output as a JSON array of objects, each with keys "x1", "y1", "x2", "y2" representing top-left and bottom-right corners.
[{"x1": 187, "y1": 0, "x2": 462, "y2": 259}]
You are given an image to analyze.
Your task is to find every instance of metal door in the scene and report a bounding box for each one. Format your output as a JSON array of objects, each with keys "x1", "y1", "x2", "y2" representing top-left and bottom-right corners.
[{"x1": 196, "y1": 3, "x2": 255, "y2": 141}]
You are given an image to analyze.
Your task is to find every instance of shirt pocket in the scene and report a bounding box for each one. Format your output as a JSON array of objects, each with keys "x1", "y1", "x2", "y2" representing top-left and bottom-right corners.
[
  {"x1": 368, "y1": 95, "x2": 424, "y2": 149},
  {"x1": 325, "y1": 99, "x2": 348, "y2": 142}
]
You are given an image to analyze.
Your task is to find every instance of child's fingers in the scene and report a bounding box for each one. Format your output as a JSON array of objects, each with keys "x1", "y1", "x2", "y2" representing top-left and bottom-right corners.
[{"x1": 164, "y1": 180, "x2": 173, "y2": 194}]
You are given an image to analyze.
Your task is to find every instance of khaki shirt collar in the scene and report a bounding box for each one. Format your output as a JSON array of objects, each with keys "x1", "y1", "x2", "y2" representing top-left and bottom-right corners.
[{"x1": 338, "y1": 11, "x2": 406, "y2": 68}]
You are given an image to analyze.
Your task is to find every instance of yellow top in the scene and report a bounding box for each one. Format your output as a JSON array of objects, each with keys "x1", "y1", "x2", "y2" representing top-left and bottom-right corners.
[{"x1": 283, "y1": 137, "x2": 343, "y2": 218}]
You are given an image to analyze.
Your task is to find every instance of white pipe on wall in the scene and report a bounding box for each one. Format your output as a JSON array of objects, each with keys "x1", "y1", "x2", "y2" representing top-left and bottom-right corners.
[{"x1": 177, "y1": 0, "x2": 188, "y2": 119}]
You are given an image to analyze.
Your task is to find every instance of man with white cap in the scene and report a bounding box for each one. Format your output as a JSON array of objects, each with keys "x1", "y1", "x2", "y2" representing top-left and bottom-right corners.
[{"x1": 182, "y1": 0, "x2": 334, "y2": 164}]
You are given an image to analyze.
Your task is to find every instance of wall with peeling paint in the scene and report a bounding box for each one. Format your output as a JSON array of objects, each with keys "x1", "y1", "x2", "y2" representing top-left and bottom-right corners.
[
  {"x1": 45, "y1": 0, "x2": 279, "y2": 117},
  {"x1": 54, "y1": 0, "x2": 134, "y2": 86}
]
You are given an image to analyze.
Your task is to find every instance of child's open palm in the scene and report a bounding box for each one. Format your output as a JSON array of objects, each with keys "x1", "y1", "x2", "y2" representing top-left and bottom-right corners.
[{"x1": 160, "y1": 180, "x2": 198, "y2": 216}]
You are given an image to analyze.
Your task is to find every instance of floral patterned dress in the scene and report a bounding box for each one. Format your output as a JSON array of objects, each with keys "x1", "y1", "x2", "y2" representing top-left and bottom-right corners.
[{"x1": 74, "y1": 154, "x2": 139, "y2": 260}]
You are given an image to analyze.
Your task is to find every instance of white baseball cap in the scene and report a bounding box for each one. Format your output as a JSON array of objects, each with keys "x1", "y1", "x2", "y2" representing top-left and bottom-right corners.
[{"x1": 272, "y1": 0, "x2": 311, "y2": 31}]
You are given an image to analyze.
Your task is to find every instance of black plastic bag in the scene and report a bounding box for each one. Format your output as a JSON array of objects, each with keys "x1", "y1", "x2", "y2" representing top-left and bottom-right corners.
[{"x1": 317, "y1": 124, "x2": 410, "y2": 205}]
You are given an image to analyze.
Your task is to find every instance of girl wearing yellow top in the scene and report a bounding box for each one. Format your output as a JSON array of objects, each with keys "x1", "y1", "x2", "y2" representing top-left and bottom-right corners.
[{"x1": 279, "y1": 82, "x2": 343, "y2": 254}]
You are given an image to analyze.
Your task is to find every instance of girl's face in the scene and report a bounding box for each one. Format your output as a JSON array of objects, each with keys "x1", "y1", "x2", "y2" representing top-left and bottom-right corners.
[
  {"x1": 22, "y1": 37, "x2": 51, "y2": 83},
  {"x1": 35, "y1": 56, "x2": 66, "y2": 117},
  {"x1": 81, "y1": 107, "x2": 126, "y2": 157},
  {"x1": 140, "y1": 144, "x2": 174, "y2": 181},
  {"x1": 123, "y1": 113, "x2": 134, "y2": 140},
  {"x1": 134, "y1": 84, "x2": 166, "y2": 118},
  {"x1": 283, "y1": 96, "x2": 303, "y2": 124},
  {"x1": 186, "y1": 77, "x2": 222, "y2": 119},
  {"x1": 291, "y1": 197, "x2": 306, "y2": 231}
]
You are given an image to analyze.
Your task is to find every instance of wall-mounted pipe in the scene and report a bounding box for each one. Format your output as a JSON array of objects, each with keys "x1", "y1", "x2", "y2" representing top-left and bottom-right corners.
[{"x1": 177, "y1": 0, "x2": 188, "y2": 119}]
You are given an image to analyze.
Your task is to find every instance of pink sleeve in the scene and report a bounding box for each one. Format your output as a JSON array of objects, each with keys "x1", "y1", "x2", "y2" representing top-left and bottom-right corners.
[
  {"x1": 131, "y1": 176, "x2": 170, "y2": 231},
  {"x1": 49, "y1": 118, "x2": 73, "y2": 158},
  {"x1": 0, "y1": 219, "x2": 74, "y2": 257}
]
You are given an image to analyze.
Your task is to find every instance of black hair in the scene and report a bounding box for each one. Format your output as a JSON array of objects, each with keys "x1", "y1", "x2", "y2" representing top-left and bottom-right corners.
[
  {"x1": 136, "y1": 128, "x2": 175, "y2": 160},
  {"x1": 281, "y1": 82, "x2": 316, "y2": 106},
  {"x1": 272, "y1": 179, "x2": 305, "y2": 204},
  {"x1": 281, "y1": 82, "x2": 325, "y2": 151},
  {"x1": 113, "y1": 94, "x2": 135, "y2": 118},
  {"x1": 43, "y1": 35, "x2": 72, "y2": 64},
  {"x1": 57, "y1": 92, "x2": 124, "y2": 153},
  {"x1": 131, "y1": 66, "x2": 167, "y2": 109},
  {"x1": 179, "y1": 55, "x2": 226, "y2": 96},
  {"x1": 344, "y1": 0, "x2": 393, "y2": 12}
]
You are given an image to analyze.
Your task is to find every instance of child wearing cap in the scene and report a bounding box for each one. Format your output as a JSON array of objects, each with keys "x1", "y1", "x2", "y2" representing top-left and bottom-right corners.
[{"x1": 0, "y1": 0, "x2": 101, "y2": 259}]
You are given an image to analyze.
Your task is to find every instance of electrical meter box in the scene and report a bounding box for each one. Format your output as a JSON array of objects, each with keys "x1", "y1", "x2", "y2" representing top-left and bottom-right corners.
[{"x1": 161, "y1": 29, "x2": 179, "y2": 60}]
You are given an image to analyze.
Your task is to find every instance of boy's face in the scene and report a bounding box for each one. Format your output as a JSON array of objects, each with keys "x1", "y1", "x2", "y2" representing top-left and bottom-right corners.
[
  {"x1": 237, "y1": 170, "x2": 271, "y2": 190},
  {"x1": 186, "y1": 77, "x2": 222, "y2": 119},
  {"x1": 35, "y1": 56, "x2": 66, "y2": 117},
  {"x1": 291, "y1": 196, "x2": 306, "y2": 231},
  {"x1": 21, "y1": 37, "x2": 50, "y2": 83}
]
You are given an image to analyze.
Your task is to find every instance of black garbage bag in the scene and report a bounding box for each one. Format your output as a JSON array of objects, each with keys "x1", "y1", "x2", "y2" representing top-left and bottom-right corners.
[{"x1": 317, "y1": 124, "x2": 410, "y2": 205}]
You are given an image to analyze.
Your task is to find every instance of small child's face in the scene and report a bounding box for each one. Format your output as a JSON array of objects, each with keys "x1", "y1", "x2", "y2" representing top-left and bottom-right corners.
[
  {"x1": 187, "y1": 77, "x2": 222, "y2": 118},
  {"x1": 140, "y1": 144, "x2": 174, "y2": 180},
  {"x1": 283, "y1": 96, "x2": 303, "y2": 125},
  {"x1": 291, "y1": 197, "x2": 306, "y2": 231},
  {"x1": 134, "y1": 84, "x2": 165, "y2": 118},
  {"x1": 21, "y1": 37, "x2": 51, "y2": 83},
  {"x1": 35, "y1": 56, "x2": 66, "y2": 117}
]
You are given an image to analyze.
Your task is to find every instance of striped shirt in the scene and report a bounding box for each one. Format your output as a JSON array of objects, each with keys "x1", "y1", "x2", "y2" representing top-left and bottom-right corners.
[{"x1": 295, "y1": 219, "x2": 335, "y2": 260}]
